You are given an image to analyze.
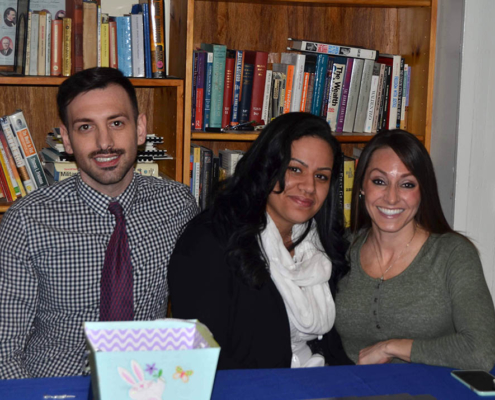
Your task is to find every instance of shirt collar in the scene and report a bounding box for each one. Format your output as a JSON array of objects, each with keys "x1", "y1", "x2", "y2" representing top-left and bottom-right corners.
[{"x1": 75, "y1": 173, "x2": 139, "y2": 217}]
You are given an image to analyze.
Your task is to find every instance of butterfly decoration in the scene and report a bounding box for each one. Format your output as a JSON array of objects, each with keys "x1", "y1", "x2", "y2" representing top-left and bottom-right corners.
[{"x1": 173, "y1": 366, "x2": 194, "y2": 383}]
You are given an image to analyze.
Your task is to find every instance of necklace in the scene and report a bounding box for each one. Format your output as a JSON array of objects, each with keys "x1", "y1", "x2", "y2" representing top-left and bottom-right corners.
[{"x1": 371, "y1": 225, "x2": 417, "y2": 282}]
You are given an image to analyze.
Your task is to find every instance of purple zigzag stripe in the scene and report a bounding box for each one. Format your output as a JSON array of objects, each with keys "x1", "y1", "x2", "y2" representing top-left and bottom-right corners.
[
  {"x1": 87, "y1": 331, "x2": 195, "y2": 345},
  {"x1": 96, "y1": 341, "x2": 194, "y2": 352},
  {"x1": 86, "y1": 328, "x2": 196, "y2": 345}
]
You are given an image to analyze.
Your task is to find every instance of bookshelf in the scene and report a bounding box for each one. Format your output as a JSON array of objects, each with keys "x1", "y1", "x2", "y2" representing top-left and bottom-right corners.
[
  {"x1": 0, "y1": 76, "x2": 184, "y2": 214},
  {"x1": 169, "y1": 0, "x2": 437, "y2": 184}
]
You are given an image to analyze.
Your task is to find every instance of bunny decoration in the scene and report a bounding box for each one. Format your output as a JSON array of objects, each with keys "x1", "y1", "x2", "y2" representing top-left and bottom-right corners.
[{"x1": 118, "y1": 360, "x2": 166, "y2": 400}]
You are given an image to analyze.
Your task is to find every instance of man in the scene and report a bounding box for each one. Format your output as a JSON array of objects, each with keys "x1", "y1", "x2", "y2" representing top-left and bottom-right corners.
[
  {"x1": 4, "y1": 8, "x2": 15, "y2": 27},
  {"x1": 0, "y1": 68, "x2": 198, "y2": 379},
  {"x1": 0, "y1": 37, "x2": 12, "y2": 56}
]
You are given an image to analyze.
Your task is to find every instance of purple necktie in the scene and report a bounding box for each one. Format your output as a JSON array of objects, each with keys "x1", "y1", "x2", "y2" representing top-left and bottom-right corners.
[{"x1": 99, "y1": 201, "x2": 134, "y2": 321}]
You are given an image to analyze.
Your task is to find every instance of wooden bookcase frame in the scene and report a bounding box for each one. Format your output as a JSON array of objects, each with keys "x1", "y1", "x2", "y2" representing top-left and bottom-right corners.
[
  {"x1": 169, "y1": 0, "x2": 437, "y2": 184},
  {"x1": 0, "y1": 76, "x2": 184, "y2": 212}
]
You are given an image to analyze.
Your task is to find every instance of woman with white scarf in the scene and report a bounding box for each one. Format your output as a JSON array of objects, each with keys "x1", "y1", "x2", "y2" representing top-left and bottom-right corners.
[{"x1": 169, "y1": 113, "x2": 352, "y2": 369}]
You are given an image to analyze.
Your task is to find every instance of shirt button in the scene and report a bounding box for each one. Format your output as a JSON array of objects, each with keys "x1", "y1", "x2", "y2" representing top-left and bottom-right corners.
[
  {"x1": 374, "y1": 298, "x2": 378, "y2": 303},
  {"x1": 376, "y1": 324, "x2": 381, "y2": 329},
  {"x1": 373, "y1": 310, "x2": 377, "y2": 315}
]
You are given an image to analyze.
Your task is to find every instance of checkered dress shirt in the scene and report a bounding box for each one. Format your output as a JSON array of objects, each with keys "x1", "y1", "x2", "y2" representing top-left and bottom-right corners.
[{"x1": 0, "y1": 173, "x2": 198, "y2": 379}]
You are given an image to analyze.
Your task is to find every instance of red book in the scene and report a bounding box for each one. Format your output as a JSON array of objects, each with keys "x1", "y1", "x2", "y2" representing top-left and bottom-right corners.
[
  {"x1": 66, "y1": 0, "x2": 83, "y2": 73},
  {"x1": 109, "y1": 19, "x2": 118, "y2": 69},
  {"x1": 221, "y1": 50, "x2": 235, "y2": 129},
  {"x1": 195, "y1": 51, "x2": 207, "y2": 130},
  {"x1": 51, "y1": 20, "x2": 63, "y2": 76},
  {"x1": 248, "y1": 51, "x2": 268, "y2": 124}
]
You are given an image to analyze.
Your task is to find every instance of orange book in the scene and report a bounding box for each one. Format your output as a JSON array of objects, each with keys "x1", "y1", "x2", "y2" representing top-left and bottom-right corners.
[
  {"x1": 300, "y1": 72, "x2": 310, "y2": 112},
  {"x1": 109, "y1": 19, "x2": 118, "y2": 69},
  {"x1": 149, "y1": 0, "x2": 166, "y2": 78},
  {"x1": 51, "y1": 20, "x2": 63, "y2": 76},
  {"x1": 283, "y1": 64, "x2": 295, "y2": 114}
]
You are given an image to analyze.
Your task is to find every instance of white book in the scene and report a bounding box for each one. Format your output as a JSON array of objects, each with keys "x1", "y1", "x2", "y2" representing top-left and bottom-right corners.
[
  {"x1": 29, "y1": 12, "x2": 39, "y2": 76},
  {"x1": 364, "y1": 63, "x2": 381, "y2": 133},
  {"x1": 45, "y1": 12, "x2": 52, "y2": 76},
  {"x1": 372, "y1": 63, "x2": 386, "y2": 133},
  {"x1": 261, "y1": 69, "x2": 273, "y2": 125},
  {"x1": 288, "y1": 38, "x2": 378, "y2": 61},
  {"x1": 353, "y1": 59, "x2": 374, "y2": 133},
  {"x1": 281, "y1": 52, "x2": 306, "y2": 113},
  {"x1": 326, "y1": 60, "x2": 346, "y2": 132},
  {"x1": 130, "y1": 13, "x2": 145, "y2": 77},
  {"x1": 97, "y1": 5, "x2": 101, "y2": 67},
  {"x1": 343, "y1": 58, "x2": 364, "y2": 133}
]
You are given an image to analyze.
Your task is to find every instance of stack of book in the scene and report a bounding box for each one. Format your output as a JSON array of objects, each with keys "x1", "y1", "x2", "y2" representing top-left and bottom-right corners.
[
  {"x1": 17, "y1": 0, "x2": 167, "y2": 78},
  {"x1": 0, "y1": 111, "x2": 49, "y2": 202},
  {"x1": 190, "y1": 38, "x2": 411, "y2": 134}
]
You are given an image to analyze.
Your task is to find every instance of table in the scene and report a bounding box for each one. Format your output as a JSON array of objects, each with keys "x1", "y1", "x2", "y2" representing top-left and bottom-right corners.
[{"x1": 0, "y1": 364, "x2": 490, "y2": 400}]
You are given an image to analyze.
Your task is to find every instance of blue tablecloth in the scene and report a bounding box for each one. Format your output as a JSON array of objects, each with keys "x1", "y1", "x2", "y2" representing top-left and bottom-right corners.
[{"x1": 1, "y1": 364, "x2": 491, "y2": 400}]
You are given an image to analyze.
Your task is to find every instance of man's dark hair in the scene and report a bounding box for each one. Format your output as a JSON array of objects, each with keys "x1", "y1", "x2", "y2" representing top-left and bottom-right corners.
[{"x1": 57, "y1": 67, "x2": 139, "y2": 128}]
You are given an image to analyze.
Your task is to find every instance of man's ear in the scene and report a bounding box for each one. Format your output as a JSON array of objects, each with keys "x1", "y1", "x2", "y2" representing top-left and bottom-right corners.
[
  {"x1": 136, "y1": 113, "x2": 147, "y2": 146},
  {"x1": 59, "y1": 124, "x2": 74, "y2": 154}
]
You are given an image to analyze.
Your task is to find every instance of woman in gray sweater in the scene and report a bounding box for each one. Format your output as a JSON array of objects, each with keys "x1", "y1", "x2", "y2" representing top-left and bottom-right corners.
[{"x1": 335, "y1": 130, "x2": 495, "y2": 371}]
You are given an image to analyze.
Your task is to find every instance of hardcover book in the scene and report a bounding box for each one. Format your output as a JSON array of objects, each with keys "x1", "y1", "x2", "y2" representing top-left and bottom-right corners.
[
  {"x1": 364, "y1": 62, "x2": 381, "y2": 134},
  {"x1": 195, "y1": 50, "x2": 207, "y2": 130},
  {"x1": 221, "y1": 50, "x2": 235, "y2": 129},
  {"x1": 377, "y1": 54, "x2": 401, "y2": 130},
  {"x1": 116, "y1": 16, "x2": 132, "y2": 77},
  {"x1": 51, "y1": 19, "x2": 63, "y2": 76},
  {"x1": 203, "y1": 51, "x2": 213, "y2": 129},
  {"x1": 310, "y1": 53, "x2": 329, "y2": 116},
  {"x1": 281, "y1": 52, "x2": 306, "y2": 113},
  {"x1": 248, "y1": 51, "x2": 268, "y2": 125},
  {"x1": 82, "y1": 0, "x2": 97, "y2": 69},
  {"x1": 130, "y1": 12, "x2": 145, "y2": 77},
  {"x1": 200, "y1": 43, "x2": 226, "y2": 128},
  {"x1": 230, "y1": 50, "x2": 244, "y2": 126},
  {"x1": 353, "y1": 59, "x2": 374, "y2": 133},
  {"x1": 149, "y1": 0, "x2": 167, "y2": 78},
  {"x1": 325, "y1": 56, "x2": 346, "y2": 132},
  {"x1": 335, "y1": 57, "x2": 354, "y2": 133},
  {"x1": 62, "y1": 17, "x2": 72, "y2": 76},
  {"x1": 238, "y1": 55, "x2": 254, "y2": 124}
]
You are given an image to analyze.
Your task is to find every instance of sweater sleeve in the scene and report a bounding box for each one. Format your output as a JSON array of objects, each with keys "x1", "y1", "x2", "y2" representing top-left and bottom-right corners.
[
  {"x1": 167, "y1": 217, "x2": 243, "y2": 370},
  {"x1": 411, "y1": 237, "x2": 495, "y2": 370}
]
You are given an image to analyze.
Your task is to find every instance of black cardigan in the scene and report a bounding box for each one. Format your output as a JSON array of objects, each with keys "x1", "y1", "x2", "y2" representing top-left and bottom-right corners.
[{"x1": 168, "y1": 214, "x2": 352, "y2": 369}]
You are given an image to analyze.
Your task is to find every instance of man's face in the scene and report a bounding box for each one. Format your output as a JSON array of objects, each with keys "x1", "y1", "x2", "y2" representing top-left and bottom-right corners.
[
  {"x1": 7, "y1": 11, "x2": 15, "y2": 21},
  {"x1": 2, "y1": 39, "x2": 9, "y2": 50},
  {"x1": 60, "y1": 84, "x2": 147, "y2": 198}
]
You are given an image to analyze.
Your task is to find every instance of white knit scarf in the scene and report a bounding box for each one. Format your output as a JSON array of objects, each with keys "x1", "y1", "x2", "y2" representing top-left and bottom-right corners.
[{"x1": 260, "y1": 214, "x2": 335, "y2": 340}]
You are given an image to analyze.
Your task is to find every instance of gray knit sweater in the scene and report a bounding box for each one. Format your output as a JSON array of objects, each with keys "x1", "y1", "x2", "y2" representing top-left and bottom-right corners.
[{"x1": 335, "y1": 231, "x2": 495, "y2": 370}]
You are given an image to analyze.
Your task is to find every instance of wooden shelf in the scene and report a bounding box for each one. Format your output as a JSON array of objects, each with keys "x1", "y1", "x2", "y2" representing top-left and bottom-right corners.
[
  {"x1": 0, "y1": 76, "x2": 183, "y2": 87},
  {"x1": 198, "y1": 0, "x2": 432, "y2": 7},
  {"x1": 0, "y1": 203, "x2": 13, "y2": 213}
]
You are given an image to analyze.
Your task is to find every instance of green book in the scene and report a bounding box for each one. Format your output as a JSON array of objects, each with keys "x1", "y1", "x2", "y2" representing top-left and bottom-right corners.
[{"x1": 200, "y1": 43, "x2": 227, "y2": 128}]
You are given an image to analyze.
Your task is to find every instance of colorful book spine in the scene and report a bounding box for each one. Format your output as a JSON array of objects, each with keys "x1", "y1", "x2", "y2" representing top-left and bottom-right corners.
[
  {"x1": 200, "y1": 43, "x2": 227, "y2": 128},
  {"x1": 203, "y1": 51, "x2": 213, "y2": 129},
  {"x1": 149, "y1": 0, "x2": 167, "y2": 78},
  {"x1": 100, "y1": 15, "x2": 109, "y2": 68},
  {"x1": 320, "y1": 58, "x2": 334, "y2": 119},
  {"x1": 335, "y1": 57, "x2": 354, "y2": 133},
  {"x1": 141, "y1": 2, "x2": 152, "y2": 78},
  {"x1": 372, "y1": 63, "x2": 386, "y2": 133},
  {"x1": 51, "y1": 19, "x2": 63, "y2": 76},
  {"x1": 396, "y1": 57, "x2": 405, "y2": 128},
  {"x1": 299, "y1": 72, "x2": 310, "y2": 112},
  {"x1": 288, "y1": 37, "x2": 378, "y2": 60},
  {"x1": 0, "y1": 117, "x2": 35, "y2": 194},
  {"x1": 0, "y1": 139, "x2": 18, "y2": 200},
  {"x1": 116, "y1": 16, "x2": 132, "y2": 77},
  {"x1": 0, "y1": 129, "x2": 26, "y2": 197},
  {"x1": 238, "y1": 57, "x2": 254, "y2": 124},
  {"x1": 8, "y1": 111, "x2": 48, "y2": 190},
  {"x1": 326, "y1": 57, "x2": 346, "y2": 132},
  {"x1": 310, "y1": 54, "x2": 329, "y2": 116},
  {"x1": 191, "y1": 51, "x2": 198, "y2": 130},
  {"x1": 230, "y1": 50, "x2": 244, "y2": 126},
  {"x1": 282, "y1": 64, "x2": 294, "y2": 115},
  {"x1": 379, "y1": 64, "x2": 392, "y2": 131},
  {"x1": 195, "y1": 51, "x2": 207, "y2": 130},
  {"x1": 0, "y1": 151, "x2": 13, "y2": 201},
  {"x1": 249, "y1": 51, "x2": 268, "y2": 124},
  {"x1": 62, "y1": 17, "x2": 72, "y2": 76},
  {"x1": 378, "y1": 54, "x2": 401, "y2": 130},
  {"x1": 221, "y1": 50, "x2": 235, "y2": 129}
]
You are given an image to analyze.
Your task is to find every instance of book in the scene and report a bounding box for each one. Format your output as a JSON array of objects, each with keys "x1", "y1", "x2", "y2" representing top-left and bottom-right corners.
[
  {"x1": 195, "y1": 50, "x2": 207, "y2": 130},
  {"x1": 238, "y1": 56, "x2": 254, "y2": 124},
  {"x1": 261, "y1": 69, "x2": 273, "y2": 125},
  {"x1": 377, "y1": 54, "x2": 401, "y2": 130},
  {"x1": 299, "y1": 71, "x2": 310, "y2": 112},
  {"x1": 38, "y1": 11, "x2": 47, "y2": 76},
  {"x1": 371, "y1": 63, "x2": 386, "y2": 133},
  {"x1": 130, "y1": 12, "x2": 145, "y2": 77},
  {"x1": 248, "y1": 51, "x2": 268, "y2": 124},
  {"x1": 97, "y1": 5, "x2": 101, "y2": 67},
  {"x1": 8, "y1": 111, "x2": 48, "y2": 190},
  {"x1": 288, "y1": 37, "x2": 378, "y2": 60},
  {"x1": 402, "y1": 65, "x2": 411, "y2": 130},
  {"x1": 25, "y1": 11, "x2": 33, "y2": 75},
  {"x1": 62, "y1": 18, "x2": 72, "y2": 76},
  {"x1": 395, "y1": 57, "x2": 405, "y2": 129},
  {"x1": 321, "y1": 58, "x2": 334, "y2": 119},
  {"x1": 281, "y1": 52, "x2": 306, "y2": 113},
  {"x1": 353, "y1": 59, "x2": 375, "y2": 133},
  {"x1": 0, "y1": 137, "x2": 18, "y2": 200},
  {"x1": 0, "y1": 128, "x2": 26, "y2": 197},
  {"x1": 116, "y1": 16, "x2": 132, "y2": 77},
  {"x1": 203, "y1": 51, "x2": 213, "y2": 129},
  {"x1": 29, "y1": 12, "x2": 40, "y2": 76},
  {"x1": 190, "y1": 50, "x2": 198, "y2": 130},
  {"x1": 343, "y1": 156, "x2": 355, "y2": 228},
  {"x1": 230, "y1": 50, "x2": 244, "y2": 126},
  {"x1": 198, "y1": 146, "x2": 213, "y2": 211},
  {"x1": 100, "y1": 14, "x2": 109, "y2": 67},
  {"x1": 13, "y1": 0, "x2": 31, "y2": 75},
  {"x1": 200, "y1": 43, "x2": 226, "y2": 128},
  {"x1": 310, "y1": 54, "x2": 329, "y2": 116},
  {"x1": 325, "y1": 56, "x2": 347, "y2": 132},
  {"x1": 379, "y1": 64, "x2": 392, "y2": 131},
  {"x1": 45, "y1": 12, "x2": 52, "y2": 75},
  {"x1": 66, "y1": 0, "x2": 84, "y2": 73},
  {"x1": 109, "y1": 19, "x2": 118, "y2": 69},
  {"x1": 139, "y1": 1, "x2": 152, "y2": 78},
  {"x1": 0, "y1": 116, "x2": 35, "y2": 194},
  {"x1": 149, "y1": 0, "x2": 167, "y2": 78},
  {"x1": 335, "y1": 57, "x2": 354, "y2": 133},
  {"x1": 364, "y1": 62, "x2": 381, "y2": 134},
  {"x1": 43, "y1": 161, "x2": 79, "y2": 181},
  {"x1": 342, "y1": 58, "x2": 364, "y2": 133},
  {"x1": 82, "y1": 0, "x2": 97, "y2": 70},
  {"x1": 0, "y1": 149, "x2": 13, "y2": 201},
  {"x1": 281, "y1": 63, "x2": 294, "y2": 114},
  {"x1": 190, "y1": 144, "x2": 201, "y2": 204},
  {"x1": 221, "y1": 50, "x2": 235, "y2": 129},
  {"x1": 51, "y1": 19, "x2": 63, "y2": 76},
  {"x1": 272, "y1": 62, "x2": 287, "y2": 118}
]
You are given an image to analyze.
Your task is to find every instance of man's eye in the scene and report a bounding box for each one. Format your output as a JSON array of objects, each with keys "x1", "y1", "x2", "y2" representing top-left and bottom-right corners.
[{"x1": 112, "y1": 121, "x2": 123, "y2": 127}]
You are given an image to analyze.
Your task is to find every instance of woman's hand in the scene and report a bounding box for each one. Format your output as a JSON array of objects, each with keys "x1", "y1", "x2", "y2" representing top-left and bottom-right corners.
[{"x1": 357, "y1": 339, "x2": 413, "y2": 365}]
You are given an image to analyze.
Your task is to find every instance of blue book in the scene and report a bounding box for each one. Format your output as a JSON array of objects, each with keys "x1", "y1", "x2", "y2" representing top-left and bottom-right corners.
[
  {"x1": 203, "y1": 51, "x2": 214, "y2": 129},
  {"x1": 140, "y1": 3, "x2": 152, "y2": 78},
  {"x1": 116, "y1": 16, "x2": 132, "y2": 77},
  {"x1": 191, "y1": 50, "x2": 199, "y2": 130},
  {"x1": 311, "y1": 54, "x2": 329, "y2": 116},
  {"x1": 200, "y1": 43, "x2": 227, "y2": 128},
  {"x1": 230, "y1": 50, "x2": 243, "y2": 125},
  {"x1": 238, "y1": 51, "x2": 255, "y2": 124}
]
